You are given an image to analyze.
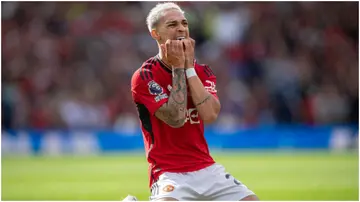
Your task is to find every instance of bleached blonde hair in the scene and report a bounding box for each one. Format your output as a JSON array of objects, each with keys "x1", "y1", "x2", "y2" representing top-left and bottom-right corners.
[{"x1": 146, "y1": 2, "x2": 185, "y2": 32}]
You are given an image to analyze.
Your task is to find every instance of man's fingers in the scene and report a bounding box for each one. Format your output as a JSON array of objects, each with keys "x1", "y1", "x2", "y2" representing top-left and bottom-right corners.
[
  {"x1": 190, "y1": 38, "x2": 195, "y2": 48},
  {"x1": 178, "y1": 40, "x2": 184, "y2": 52},
  {"x1": 160, "y1": 44, "x2": 167, "y2": 58},
  {"x1": 184, "y1": 38, "x2": 195, "y2": 48},
  {"x1": 182, "y1": 40, "x2": 188, "y2": 50},
  {"x1": 171, "y1": 40, "x2": 181, "y2": 53},
  {"x1": 166, "y1": 40, "x2": 171, "y2": 55},
  {"x1": 171, "y1": 40, "x2": 176, "y2": 54},
  {"x1": 182, "y1": 39, "x2": 192, "y2": 50}
]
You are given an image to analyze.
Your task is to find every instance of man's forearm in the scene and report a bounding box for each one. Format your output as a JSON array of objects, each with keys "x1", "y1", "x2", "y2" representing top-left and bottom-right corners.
[
  {"x1": 155, "y1": 68, "x2": 187, "y2": 128},
  {"x1": 187, "y1": 75, "x2": 220, "y2": 124},
  {"x1": 168, "y1": 68, "x2": 188, "y2": 124}
]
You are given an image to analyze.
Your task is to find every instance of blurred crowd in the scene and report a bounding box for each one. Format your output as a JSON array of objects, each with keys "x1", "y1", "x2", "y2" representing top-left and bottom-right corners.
[{"x1": 2, "y1": 2, "x2": 358, "y2": 130}]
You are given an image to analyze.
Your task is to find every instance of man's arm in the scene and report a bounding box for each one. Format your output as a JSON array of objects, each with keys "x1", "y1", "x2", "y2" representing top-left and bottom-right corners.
[
  {"x1": 155, "y1": 68, "x2": 187, "y2": 128},
  {"x1": 187, "y1": 71, "x2": 220, "y2": 124},
  {"x1": 154, "y1": 39, "x2": 187, "y2": 128},
  {"x1": 182, "y1": 38, "x2": 220, "y2": 124}
]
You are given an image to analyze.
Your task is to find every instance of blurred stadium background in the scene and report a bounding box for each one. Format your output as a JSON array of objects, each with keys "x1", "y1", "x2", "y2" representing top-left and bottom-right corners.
[{"x1": 1, "y1": 1, "x2": 359, "y2": 201}]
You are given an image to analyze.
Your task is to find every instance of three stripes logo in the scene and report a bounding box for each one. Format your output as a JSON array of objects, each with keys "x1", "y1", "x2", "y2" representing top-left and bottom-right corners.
[
  {"x1": 140, "y1": 58, "x2": 157, "y2": 80},
  {"x1": 151, "y1": 182, "x2": 159, "y2": 196},
  {"x1": 202, "y1": 65, "x2": 215, "y2": 77}
]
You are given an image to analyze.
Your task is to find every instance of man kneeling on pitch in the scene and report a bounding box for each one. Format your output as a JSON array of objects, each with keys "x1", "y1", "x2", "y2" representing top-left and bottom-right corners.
[{"x1": 129, "y1": 2, "x2": 259, "y2": 201}]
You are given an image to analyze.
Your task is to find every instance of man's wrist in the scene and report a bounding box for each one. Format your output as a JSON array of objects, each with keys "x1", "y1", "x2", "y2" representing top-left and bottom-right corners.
[
  {"x1": 185, "y1": 58, "x2": 195, "y2": 69},
  {"x1": 173, "y1": 67, "x2": 185, "y2": 70},
  {"x1": 186, "y1": 68, "x2": 197, "y2": 79},
  {"x1": 173, "y1": 62, "x2": 185, "y2": 69},
  {"x1": 172, "y1": 68, "x2": 185, "y2": 77}
]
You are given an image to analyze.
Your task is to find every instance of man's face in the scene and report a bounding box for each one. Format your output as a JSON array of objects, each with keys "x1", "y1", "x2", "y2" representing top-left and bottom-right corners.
[{"x1": 153, "y1": 9, "x2": 189, "y2": 44}]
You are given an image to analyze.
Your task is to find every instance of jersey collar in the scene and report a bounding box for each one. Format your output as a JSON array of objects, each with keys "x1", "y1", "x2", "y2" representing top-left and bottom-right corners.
[{"x1": 155, "y1": 55, "x2": 172, "y2": 74}]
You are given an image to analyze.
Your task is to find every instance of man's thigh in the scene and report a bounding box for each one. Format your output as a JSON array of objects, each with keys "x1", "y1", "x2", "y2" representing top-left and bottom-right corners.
[{"x1": 200, "y1": 164, "x2": 256, "y2": 201}]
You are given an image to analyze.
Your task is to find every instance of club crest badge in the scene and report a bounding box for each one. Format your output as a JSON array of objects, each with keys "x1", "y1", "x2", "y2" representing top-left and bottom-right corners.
[{"x1": 162, "y1": 185, "x2": 175, "y2": 192}]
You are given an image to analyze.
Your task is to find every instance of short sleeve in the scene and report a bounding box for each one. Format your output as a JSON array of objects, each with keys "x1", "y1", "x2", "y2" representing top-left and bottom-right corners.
[
  {"x1": 197, "y1": 64, "x2": 219, "y2": 100},
  {"x1": 131, "y1": 72, "x2": 169, "y2": 115}
]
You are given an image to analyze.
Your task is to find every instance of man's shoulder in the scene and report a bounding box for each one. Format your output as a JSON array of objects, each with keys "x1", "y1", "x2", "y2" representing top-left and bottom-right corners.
[
  {"x1": 143, "y1": 57, "x2": 158, "y2": 67},
  {"x1": 132, "y1": 56, "x2": 160, "y2": 84},
  {"x1": 194, "y1": 60, "x2": 215, "y2": 78}
]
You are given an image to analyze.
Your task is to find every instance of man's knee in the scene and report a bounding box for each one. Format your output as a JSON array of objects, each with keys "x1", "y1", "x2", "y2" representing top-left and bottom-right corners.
[
  {"x1": 240, "y1": 194, "x2": 259, "y2": 201},
  {"x1": 154, "y1": 197, "x2": 179, "y2": 201}
]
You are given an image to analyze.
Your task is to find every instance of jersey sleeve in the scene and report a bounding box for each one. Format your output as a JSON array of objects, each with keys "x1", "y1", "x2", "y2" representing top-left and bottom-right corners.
[
  {"x1": 131, "y1": 69, "x2": 169, "y2": 115},
  {"x1": 197, "y1": 64, "x2": 219, "y2": 100}
]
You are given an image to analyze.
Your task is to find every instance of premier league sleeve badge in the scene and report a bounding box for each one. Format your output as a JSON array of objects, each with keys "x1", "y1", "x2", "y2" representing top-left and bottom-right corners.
[
  {"x1": 148, "y1": 81, "x2": 163, "y2": 95},
  {"x1": 148, "y1": 80, "x2": 168, "y2": 102}
]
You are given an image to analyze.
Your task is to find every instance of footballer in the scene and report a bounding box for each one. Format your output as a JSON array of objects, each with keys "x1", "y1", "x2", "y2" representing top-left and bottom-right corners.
[{"x1": 130, "y1": 2, "x2": 258, "y2": 201}]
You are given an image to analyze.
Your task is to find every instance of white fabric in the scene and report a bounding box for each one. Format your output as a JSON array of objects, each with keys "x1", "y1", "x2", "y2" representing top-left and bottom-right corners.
[
  {"x1": 149, "y1": 163, "x2": 255, "y2": 201},
  {"x1": 186, "y1": 68, "x2": 197, "y2": 79}
]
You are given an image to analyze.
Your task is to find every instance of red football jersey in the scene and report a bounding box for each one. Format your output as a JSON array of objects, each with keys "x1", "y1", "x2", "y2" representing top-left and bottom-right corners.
[{"x1": 131, "y1": 55, "x2": 217, "y2": 187}]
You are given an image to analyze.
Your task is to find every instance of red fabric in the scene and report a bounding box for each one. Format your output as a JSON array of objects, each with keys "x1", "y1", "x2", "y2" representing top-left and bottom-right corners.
[{"x1": 131, "y1": 57, "x2": 217, "y2": 187}]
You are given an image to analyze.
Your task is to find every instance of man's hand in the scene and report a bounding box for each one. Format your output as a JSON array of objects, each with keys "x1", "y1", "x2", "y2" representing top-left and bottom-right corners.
[
  {"x1": 160, "y1": 40, "x2": 185, "y2": 68},
  {"x1": 182, "y1": 38, "x2": 195, "y2": 69}
]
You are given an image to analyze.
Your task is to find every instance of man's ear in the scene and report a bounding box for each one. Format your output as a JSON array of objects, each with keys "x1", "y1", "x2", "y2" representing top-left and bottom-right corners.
[{"x1": 151, "y1": 29, "x2": 161, "y2": 41}]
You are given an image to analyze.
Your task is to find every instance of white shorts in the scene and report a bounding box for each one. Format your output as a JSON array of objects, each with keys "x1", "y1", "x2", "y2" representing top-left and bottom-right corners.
[{"x1": 149, "y1": 163, "x2": 255, "y2": 201}]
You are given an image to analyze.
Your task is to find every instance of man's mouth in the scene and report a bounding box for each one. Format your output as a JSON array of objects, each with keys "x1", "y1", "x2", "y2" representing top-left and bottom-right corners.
[{"x1": 177, "y1": 37, "x2": 185, "y2": 40}]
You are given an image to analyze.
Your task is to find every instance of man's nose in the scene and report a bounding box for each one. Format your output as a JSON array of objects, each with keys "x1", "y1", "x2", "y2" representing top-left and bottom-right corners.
[{"x1": 178, "y1": 24, "x2": 186, "y2": 32}]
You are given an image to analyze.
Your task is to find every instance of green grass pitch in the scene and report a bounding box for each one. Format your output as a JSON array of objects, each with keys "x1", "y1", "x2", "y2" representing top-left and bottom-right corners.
[{"x1": 2, "y1": 151, "x2": 358, "y2": 200}]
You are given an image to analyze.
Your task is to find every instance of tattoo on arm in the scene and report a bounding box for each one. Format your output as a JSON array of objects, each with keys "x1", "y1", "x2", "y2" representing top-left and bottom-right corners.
[
  {"x1": 155, "y1": 69, "x2": 187, "y2": 127},
  {"x1": 195, "y1": 94, "x2": 211, "y2": 106}
]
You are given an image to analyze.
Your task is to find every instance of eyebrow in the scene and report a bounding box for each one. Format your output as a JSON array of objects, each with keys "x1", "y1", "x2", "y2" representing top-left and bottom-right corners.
[{"x1": 165, "y1": 19, "x2": 187, "y2": 24}]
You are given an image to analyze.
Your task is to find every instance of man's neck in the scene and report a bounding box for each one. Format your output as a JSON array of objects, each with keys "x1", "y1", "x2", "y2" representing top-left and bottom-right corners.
[{"x1": 158, "y1": 53, "x2": 172, "y2": 71}]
